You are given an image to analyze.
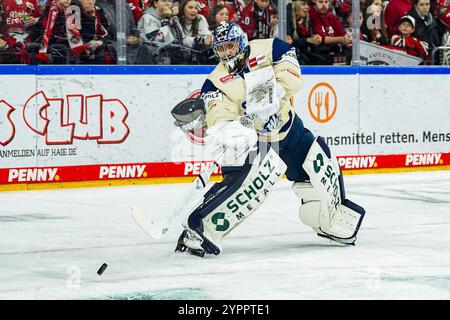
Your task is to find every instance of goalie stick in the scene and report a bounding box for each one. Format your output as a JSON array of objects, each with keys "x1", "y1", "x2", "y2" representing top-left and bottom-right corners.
[{"x1": 131, "y1": 159, "x2": 220, "y2": 239}]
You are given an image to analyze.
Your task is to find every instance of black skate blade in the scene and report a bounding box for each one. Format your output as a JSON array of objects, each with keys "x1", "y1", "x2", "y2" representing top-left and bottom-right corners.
[
  {"x1": 187, "y1": 248, "x2": 206, "y2": 257},
  {"x1": 317, "y1": 233, "x2": 356, "y2": 246},
  {"x1": 175, "y1": 245, "x2": 205, "y2": 257}
]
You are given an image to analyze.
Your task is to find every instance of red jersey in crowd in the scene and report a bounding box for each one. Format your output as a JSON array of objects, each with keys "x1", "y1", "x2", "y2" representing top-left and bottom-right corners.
[
  {"x1": 238, "y1": 1, "x2": 276, "y2": 40},
  {"x1": 0, "y1": 0, "x2": 41, "y2": 35},
  {"x1": 80, "y1": 5, "x2": 109, "y2": 42},
  {"x1": 390, "y1": 34, "x2": 428, "y2": 58},
  {"x1": 127, "y1": 0, "x2": 149, "y2": 24},
  {"x1": 384, "y1": 0, "x2": 414, "y2": 38},
  {"x1": 437, "y1": 1, "x2": 450, "y2": 27},
  {"x1": 309, "y1": 5, "x2": 345, "y2": 43},
  {"x1": 197, "y1": 0, "x2": 244, "y2": 23},
  {"x1": 294, "y1": 18, "x2": 310, "y2": 38},
  {"x1": 435, "y1": 0, "x2": 448, "y2": 19}
]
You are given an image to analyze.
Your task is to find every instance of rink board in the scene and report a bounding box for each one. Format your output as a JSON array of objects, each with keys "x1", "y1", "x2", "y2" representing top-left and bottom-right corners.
[{"x1": 0, "y1": 66, "x2": 449, "y2": 189}]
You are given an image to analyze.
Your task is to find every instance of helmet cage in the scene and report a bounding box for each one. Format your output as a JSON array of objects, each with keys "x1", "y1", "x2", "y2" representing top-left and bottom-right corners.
[{"x1": 213, "y1": 22, "x2": 249, "y2": 74}]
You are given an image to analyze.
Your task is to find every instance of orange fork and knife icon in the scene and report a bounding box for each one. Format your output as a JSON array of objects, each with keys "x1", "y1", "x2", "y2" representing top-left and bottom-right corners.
[
  {"x1": 314, "y1": 91, "x2": 330, "y2": 120},
  {"x1": 308, "y1": 82, "x2": 337, "y2": 123}
]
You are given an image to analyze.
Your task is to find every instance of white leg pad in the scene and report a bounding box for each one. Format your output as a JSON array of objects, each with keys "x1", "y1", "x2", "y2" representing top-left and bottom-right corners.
[
  {"x1": 296, "y1": 138, "x2": 365, "y2": 244},
  {"x1": 323, "y1": 204, "x2": 364, "y2": 239},
  {"x1": 293, "y1": 181, "x2": 364, "y2": 243},
  {"x1": 203, "y1": 148, "x2": 287, "y2": 243}
]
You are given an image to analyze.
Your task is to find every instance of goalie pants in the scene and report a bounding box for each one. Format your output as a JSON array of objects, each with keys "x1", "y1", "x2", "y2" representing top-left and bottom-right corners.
[{"x1": 221, "y1": 114, "x2": 316, "y2": 182}]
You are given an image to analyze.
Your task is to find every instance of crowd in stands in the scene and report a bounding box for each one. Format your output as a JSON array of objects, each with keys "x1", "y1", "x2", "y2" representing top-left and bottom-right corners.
[{"x1": 0, "y1": 0, "x2": 449, "y2": 65}]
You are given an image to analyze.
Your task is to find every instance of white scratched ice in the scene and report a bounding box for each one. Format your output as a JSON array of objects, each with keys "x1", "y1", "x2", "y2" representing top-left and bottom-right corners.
[{"x1": 1, "y1": 170, "x2": 450, "y2": 299}]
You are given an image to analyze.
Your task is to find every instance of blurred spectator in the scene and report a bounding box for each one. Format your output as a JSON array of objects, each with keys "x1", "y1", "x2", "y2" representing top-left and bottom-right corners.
[
  {"x1": 384, "y1": 0, "x2": 414, "y2": 38},
  {"x1": 127, "y1": 0, "x2": 148, "y2": 23},
  {"x1": 197, "y1": 0, "x2": 210, "y2": 18},
  {"x1": 285, "y1": 0, "x2": 324, "y2": 64},
  {"x1": 407, "y1": 0, "x2": 440, "y2": 56},
  {"x1": 270, "y1": 8, "x2": 278, "y2": 37},
  {"x1": 78, "y1": 0, "x2": 114, "y2": 64},
  {"x1": 435, "y1": 0, "x2": 449, "y2": 16},
  {"x1": 97, "y1": 0, "x2": 154, "y2": 64},
  {"x1": 359, "y1": 7, "x2": 371, "y2": 41},
  {"x1": 335, "y1": 0, "x2": 352, "y2": 17},
  {"x1": 439, "y1": 2, "x2": 450, "y2": 28},
  {"x1": 438, "y1": 2, "x2": 450, "y2": 64},
  {"x1": 137, "y1": 0, "x2": 184, "y2": 45},
  {"x1": 364, "y1": 0, "x2": 389, "y2": 44},
  {"x1": 336, "y1": 0, "x2": 363, "y2": 44},
  {"x1": 178, "y1": 0, "x2": 213, "y2": 49},
  {"x1": 226, "y1": 0, "x2": 245, "y2": 20},
  {"x1": 197, "y1": 0, "x2": 244, "y2": 22},
  {"x1": 310, "y1": 0, "x2": 351, "y2": 45},
  {"x1": 29, "y1": 0, "x2": 87, "y2": 64},
  {"x1": 238, "y1": 0, "x2": 277, "y2": 40},
  {"x1": 139, "y1": 0, "x2": 214, "y2": 64},
  {"x1": 335, "y1": 0, "x2": 352, "y2": 28},
  {"x1": 309, "y1": 0, "x2": 351, "y2": 64},
  {"x1": 390, "y1": 15, "x2": 428, "y2": 58},
  {"x1": 207, "y1": 4, "x2": 229, "y2": 30},
  {"x1": 0, "y1": 0, "x2": 42, "y2": 63},
  {"x1": 435, "y1": 0, "x2": 450, "y2": 37}
]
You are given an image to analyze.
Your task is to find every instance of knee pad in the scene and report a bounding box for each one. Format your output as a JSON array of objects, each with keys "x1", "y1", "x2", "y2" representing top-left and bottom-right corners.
[{"x1": 292, "y1": 181, "x2": 321, "y2": 233}]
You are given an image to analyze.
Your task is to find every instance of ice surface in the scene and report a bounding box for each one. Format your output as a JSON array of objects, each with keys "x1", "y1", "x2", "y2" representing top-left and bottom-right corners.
[{"x1": 1, "y1": 170, "x2": 450, "y2": 300}]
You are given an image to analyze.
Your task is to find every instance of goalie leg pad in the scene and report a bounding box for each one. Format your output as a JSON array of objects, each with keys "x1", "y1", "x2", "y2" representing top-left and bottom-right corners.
[
  {"x1": 176, "y1": 168, "x2": 252, "y2": 256},
  {"x1": 298, "y1": 137, "x2": 366, "y2": 244},
  {"x1": 202, "y1": 148, "x2": 286, "y2": 243},
  {"x1": 177, "y1": 148, "x2": 287, "y2": 256}
]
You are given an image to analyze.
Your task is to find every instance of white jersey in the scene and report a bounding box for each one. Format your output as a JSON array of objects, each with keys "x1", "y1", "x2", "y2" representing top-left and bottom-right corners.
[{"x1": 200, "y1": 38, "x2": 303, "y2": 142}]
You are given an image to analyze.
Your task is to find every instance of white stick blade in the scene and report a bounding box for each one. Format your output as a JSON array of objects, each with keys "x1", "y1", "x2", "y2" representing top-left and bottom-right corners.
[{"x1": 131, "y1": 207, "x2": 166, "y2": 239}]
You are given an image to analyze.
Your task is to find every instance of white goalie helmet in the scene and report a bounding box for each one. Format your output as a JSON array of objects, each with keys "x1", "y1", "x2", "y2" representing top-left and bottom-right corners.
[{"x1": 213, "y1": 22, "x2": 249, "y2": 75}]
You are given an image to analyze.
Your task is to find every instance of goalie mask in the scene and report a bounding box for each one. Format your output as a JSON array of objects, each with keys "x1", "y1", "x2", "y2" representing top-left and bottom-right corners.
[{"x1": 213, "y1": 22, "x2": 249, "y2": 75}]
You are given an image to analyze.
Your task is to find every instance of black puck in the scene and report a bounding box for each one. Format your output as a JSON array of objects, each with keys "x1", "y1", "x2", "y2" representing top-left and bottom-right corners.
[{"x1": 97, "y1": 263, "x2": 108, "y2": 275}]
